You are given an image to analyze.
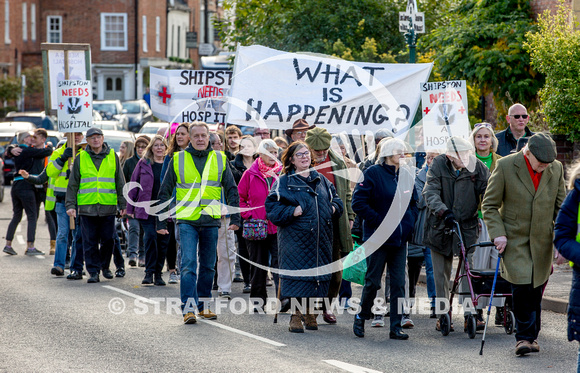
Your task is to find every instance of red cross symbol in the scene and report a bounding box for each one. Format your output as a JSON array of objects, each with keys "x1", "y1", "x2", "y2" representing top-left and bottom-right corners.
[
  {"x1": 458, "y1": 106, "x2": 466, "y2": 115},
  {"x1": 84, "y1": 101, "x2": 90, "y2": 108},
  {"x1": 423, "y1": 106, "x2": 430, "y2": 115},
  {"x1": 158, "y1": 86, "x2": 172, "y2": 104},
  {"x1": 58, "y1": 102, "x2": 64, "y2": 110}
]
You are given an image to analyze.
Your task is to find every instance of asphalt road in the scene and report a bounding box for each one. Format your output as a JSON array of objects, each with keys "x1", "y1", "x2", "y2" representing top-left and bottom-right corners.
[{"x1": 0, "y1": 186, "x2": 577, "y2": 372}]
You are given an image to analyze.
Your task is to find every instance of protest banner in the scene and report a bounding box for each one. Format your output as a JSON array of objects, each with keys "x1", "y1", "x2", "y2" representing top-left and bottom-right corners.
[
  {"x1": 226, "y1": 45, "x2": 432, "y2": 134},
  {"x1": 56, "y1": 80, "x2": 93, "y2": 133},
  {"x1": 150, "y1": 67, "x2": 232, "y2": 123},
  {"x1": 420, "y1": 80, "x2": 470, "y2": 151}
]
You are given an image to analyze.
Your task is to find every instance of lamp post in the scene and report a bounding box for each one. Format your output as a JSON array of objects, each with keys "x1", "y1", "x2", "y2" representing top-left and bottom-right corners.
[{"x1": 399, "y1": 0, "x2": 424, "y2": 64}]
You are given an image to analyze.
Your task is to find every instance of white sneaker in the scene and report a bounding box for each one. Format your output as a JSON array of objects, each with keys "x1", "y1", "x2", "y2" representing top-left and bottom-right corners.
[
  {"x1": 401, "y1": 315, "x2": 414, "y2": 329},
  {"x1": 371, "y1": 314, "x2": 385, "y2": 327},
  {"x1": 168, "y1": 272, "x2": 179, "y2": 284}
]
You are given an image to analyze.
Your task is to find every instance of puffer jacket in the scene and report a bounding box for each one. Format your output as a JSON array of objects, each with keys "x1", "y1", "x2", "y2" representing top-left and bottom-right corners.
[
  {"x1": 265, "y1": 169, "x2": 343, "y2": 297},
  {"x1": 422, "y1": 154, "x2": 490, "y2": 256},
  {"x1": 554, "y1": 178, "x2": 580, "y2": 342},
  {"x1": 126, "y1": 158, "x2": 157, "y2": 220}
]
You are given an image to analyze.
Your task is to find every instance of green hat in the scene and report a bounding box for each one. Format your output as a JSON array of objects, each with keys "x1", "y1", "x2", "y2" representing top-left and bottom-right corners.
[
  {"x1": 305, "y1": 127, "x2": 332, "y2": 151},
  {"x1": 528, "y1": 132, "x2": 556, "y2": 163}
]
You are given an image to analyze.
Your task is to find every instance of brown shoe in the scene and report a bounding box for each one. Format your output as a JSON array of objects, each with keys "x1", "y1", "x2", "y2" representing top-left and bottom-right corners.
[
  {"x1": 515, "y1": 340, "x2": 532, "y2": 356},
  {"x1": 304, "y1": 313, "x2": 318, "y2": 330},
  {"x1": 289, "y1": 314, "x2": 304, "y2": 333},
  {"x1": 49, "y1": 240, "x2": 56, "y2": 255},
  {"x1": 322, "y1": 310, "x2": 337, "y2": 324},
  {"x1": 531, "y1": 340, "x2": 540, "y2": 353}
]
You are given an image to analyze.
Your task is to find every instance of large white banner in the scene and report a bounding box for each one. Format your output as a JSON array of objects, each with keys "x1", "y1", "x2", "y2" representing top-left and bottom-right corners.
[
  {"x1": 226, "y1": 45, "x2": 432, "y2": 134},
  {"x1": 150, "y1": 67, "x2": 232, "y2": 123},
  {"x1": 420, "y1": 80, "x2": 470, "y2": 151}
]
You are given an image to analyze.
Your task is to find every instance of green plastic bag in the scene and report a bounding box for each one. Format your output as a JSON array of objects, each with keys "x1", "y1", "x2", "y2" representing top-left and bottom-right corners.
[{"x1": 342, "y1": 243, "x2": 367, "y2": 285}]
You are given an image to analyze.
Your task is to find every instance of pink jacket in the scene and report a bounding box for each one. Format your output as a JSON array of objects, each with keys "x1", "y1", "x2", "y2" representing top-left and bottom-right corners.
[{"x1": 237, "y1": 159, "x2": 278, "y2": 235}]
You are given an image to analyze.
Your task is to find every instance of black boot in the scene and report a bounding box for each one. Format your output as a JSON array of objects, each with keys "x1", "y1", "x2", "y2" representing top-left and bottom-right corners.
[
  {"x1": 142, "y1": 272, "x2": 153, "y2": 285},
  {"x1": 154, "y1": 273, "x2": 166, "y2": 286},
  {"x1": 353, "y1": 316, "x2": 365, "y2": 338}
]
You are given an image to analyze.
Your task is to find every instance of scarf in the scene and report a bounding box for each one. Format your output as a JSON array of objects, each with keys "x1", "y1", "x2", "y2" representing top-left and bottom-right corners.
[{"x1": 257, "y1": 156, "x2": 282, "y2": 179}]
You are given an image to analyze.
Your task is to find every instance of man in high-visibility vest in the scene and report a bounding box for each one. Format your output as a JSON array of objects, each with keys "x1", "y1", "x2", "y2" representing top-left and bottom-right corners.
[
  {"x1": 66, "y1": 127, "x2": 126, "y2": 284},
  {"x1": 157, "y1": 121, "x2": 240, "y2": 324},
  {"x1": 45, "y1": 132, "x2": 84, "y2": 276}
]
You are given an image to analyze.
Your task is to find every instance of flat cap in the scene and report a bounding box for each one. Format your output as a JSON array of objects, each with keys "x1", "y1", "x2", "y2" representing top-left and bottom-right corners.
[
  {"x1": 528, "y1": 132, "x2": 556, "y2": 163},
  {"x1": 85, "y1": 127, "x2": 103, "y2": 138},
  {"x1": 305, "y1": 127, "x2": 332, "y2": 151}
]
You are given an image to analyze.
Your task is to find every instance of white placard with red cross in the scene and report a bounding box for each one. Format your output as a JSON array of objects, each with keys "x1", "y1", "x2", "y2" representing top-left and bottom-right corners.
[
  {"x1": 420, "y1": 80, "x2": 470, "y2": 152},
  {"x1": 56, "y1": 80, "x2": 93, "y2": 133}
]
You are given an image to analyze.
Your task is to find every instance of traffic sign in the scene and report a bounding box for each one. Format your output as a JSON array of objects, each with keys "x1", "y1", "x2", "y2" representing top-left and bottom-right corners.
[
  {"x1": 186, "y1": 31, "x2": 197, "y2": 49},
  {"x1": 198, "y1": 43, "x2": 216, "y2": 56},
  {"x1": 399, "y1": 12, "x2": 425, "y2": 33}
]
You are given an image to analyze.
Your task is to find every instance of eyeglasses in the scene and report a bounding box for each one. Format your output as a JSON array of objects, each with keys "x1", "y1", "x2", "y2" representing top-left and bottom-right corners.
[
  {"x1": 136, "y1": 145, "x2": 147, "y2": 149},
  {"x1": 294, "y1": 151, "x2": 310, "y2": 159},
  {"x1": 294, "y1": 131, "x2": 307, "y2": 137},
  {"x1": 510, "y1": 114, "x2": 528, "y2": 119},
  {"x1": 474, "y1": 122, "x2": 493, "y2": 129}
]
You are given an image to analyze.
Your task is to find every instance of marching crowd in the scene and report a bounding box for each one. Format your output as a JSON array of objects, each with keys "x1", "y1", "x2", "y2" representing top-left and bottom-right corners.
[{"x1": 4, "y1": 102, "x2": 580, "y2": 361}]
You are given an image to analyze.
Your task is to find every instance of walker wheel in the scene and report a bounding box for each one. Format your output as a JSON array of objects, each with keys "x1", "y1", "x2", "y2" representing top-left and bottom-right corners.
[
  {"x1": 466, "y1": 315, "x2": 477, "y2": 339},
  {"x1": 504, "y1": 310, "x2": 515, "y2": 335},
  {"x1": 440, "y1": 313, "x2": 451, "y2": 336}
]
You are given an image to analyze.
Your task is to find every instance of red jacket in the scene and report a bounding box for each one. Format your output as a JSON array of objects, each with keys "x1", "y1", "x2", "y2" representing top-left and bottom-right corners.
[{"x1": 237, "y1": 159, "x2": 278, "y2": 234}]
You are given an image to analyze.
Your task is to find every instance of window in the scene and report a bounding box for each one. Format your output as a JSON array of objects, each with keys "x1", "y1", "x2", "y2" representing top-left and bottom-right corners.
[
  {"x1": 22, "y1": 3, "x2": 27, "y2": 42},
  {"x1": 47, "y1": 16, "x2": 62, "y2": 43},
  {"x1": 142, "y1": 15, "x2": 147, "y2": 53},
  {"x1": 5, "y1": 0, "x2": 10, "y2": 44},
  {"x1": 177, "y1": 26, "x2": 181, "y2": 58},
  {"x1": 101, "y1": 13, "x2": 128, "y2": 51},
  {"x1": 155, "y1": 17, "x2": 160, "y2": 52},
  {"x1": 30, "y1": 4, "x2": 36, "y2": 41}
]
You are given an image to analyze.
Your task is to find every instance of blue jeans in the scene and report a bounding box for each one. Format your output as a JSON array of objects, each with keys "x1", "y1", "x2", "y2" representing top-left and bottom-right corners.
[
  {"x1": 179, "y1": 224, "x2": 218, "y2": 313},
  {"x1": 126, "y1": 217, "x2": 141, "y2": 259},
  {"x1": 423, "y1": 247, "x2": 436, "y2": 307},
  {"x1": 70, "y1": 217, "x2": 84, "y2": 273},
  {"x1": 53, "y1": 202, "x2": 70, "y2": 269}
]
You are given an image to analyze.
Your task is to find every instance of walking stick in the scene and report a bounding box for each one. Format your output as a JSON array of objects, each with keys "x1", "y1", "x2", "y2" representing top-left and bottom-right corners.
[
  {"x1": 274, "y1": 277, "x2": 282, "y2": 324},
  {"x1": 480, "y1": 253, "x2": 502, "y2": 355}
]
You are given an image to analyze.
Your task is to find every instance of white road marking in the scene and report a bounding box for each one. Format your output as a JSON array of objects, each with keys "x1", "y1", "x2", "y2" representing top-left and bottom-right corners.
[
  {"x1": 102, "y1": 285, "x2": 160, "y2": 305},
  {"x1": 16, "y1": 235, "x2": 25, "y2": 245},
  {"x1": 35, "y1": 255, "x2": 45, "y2": 260},
  {"x1": 322, "y1": 360, "x2": 382, "y2": 373},
  {"x1": 102, "y1": 285, "x2": 285, "y2": 347},
  {"x1": 198, "y1": 319, "x2": 286, "y2": 347}
]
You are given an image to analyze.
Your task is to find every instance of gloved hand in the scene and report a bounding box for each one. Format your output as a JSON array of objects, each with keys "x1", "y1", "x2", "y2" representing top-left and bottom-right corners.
[
  {"x1": 65, "y1": 169, "x2": 71, "y2": 180},
  {"x1": 443, "y1": 210, "x2": 456, "y2": 229},
  {"x1": 60, "y1": 147, "x2": 73, "y2": 162}
]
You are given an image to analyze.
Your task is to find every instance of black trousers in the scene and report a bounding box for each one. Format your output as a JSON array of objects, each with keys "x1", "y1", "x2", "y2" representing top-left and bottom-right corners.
[
  {"x1": 80, "y1": 215, "x2": 115, "y2": 275},
  {"x1": 140, "y1": 216, "x2": 169, "y2": 275},
  {"x1": 6, "y1": 186, "x2": 38, "y2": 242},
  {"x1": 407, "y1": 256, "x2": 424, "y2": 298},
  {"x1": 512, "y1": 282, "x2": 544, "y2": 342},
  {"x1": 247, "y1": 233, "x2": 278, "y2": 305},
  {"x1": 165, "y1": 220, "x2": 177, "y2": 271}
]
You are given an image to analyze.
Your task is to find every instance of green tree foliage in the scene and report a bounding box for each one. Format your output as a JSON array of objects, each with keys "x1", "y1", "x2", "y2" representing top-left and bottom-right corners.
[
  {"x1": 0, "y1": 76, "x2": 20, "y2": 103},
  {"x1": 419, "y1": 0, "x2": 542, "y2": 120},
  {"x1": 22, "y1": 67, "x2": 43, "y2": 96},
  {"x1": 524, "y1": 1, "x2": 580, "y2": 141},
  {"x1": 219, "y1": 0, "x2": 406, "y2": 61}
]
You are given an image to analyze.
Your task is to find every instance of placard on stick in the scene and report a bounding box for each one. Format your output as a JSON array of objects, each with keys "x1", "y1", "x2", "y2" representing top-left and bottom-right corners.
[{"x1": 57, "y1": 80, "x2": 93, "y2": 133}]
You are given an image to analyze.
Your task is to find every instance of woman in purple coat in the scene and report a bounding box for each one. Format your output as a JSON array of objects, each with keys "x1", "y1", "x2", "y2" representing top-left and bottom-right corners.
[{"x1": 127, "y1": 135, "x2": 169, "y2": 286}]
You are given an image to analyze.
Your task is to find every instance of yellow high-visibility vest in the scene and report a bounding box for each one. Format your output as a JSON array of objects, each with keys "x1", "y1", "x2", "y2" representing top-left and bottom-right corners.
[
  {"x1": 77, "y1": 150, "x2": 117, "y2": 206},
  {"x1": 174, "y1": 150, "x2": 225, "y2": 220}
]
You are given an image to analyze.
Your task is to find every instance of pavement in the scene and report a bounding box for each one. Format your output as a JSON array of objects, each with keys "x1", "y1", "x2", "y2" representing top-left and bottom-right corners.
[{"x1": 418, "y1": 257, "x2": 572, "y2": 314}]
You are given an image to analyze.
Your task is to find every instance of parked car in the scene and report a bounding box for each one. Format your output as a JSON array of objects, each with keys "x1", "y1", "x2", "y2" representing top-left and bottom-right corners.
[
  {"x1": 93, "y1": 100, "x2": 129, "y2": 130},
  {"x1": 93, "y1": 120, "x2": 120, "y2": 131},
  {"x1": 138, "y1": 122, "x2": 170, "y2": 135},
  {"x1": 2, "y1": 127, "x2": 62, "y2": 185},
  {"x1": 122, "y1": 99, "x2": 153, "y2": 132},
  {"x1": 0, "y1": 121, "x2": 36, "y2": 155},
  {"x1": 101, "y1": 130, "x2": 136, "y2": 153},
  {"x1": 5, "y1": 111, "x2": 56, "y2": 130}
]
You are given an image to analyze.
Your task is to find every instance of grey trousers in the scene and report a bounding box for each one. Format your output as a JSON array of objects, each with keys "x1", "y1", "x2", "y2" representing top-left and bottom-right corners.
[{"x1": 431, "y1": 249, "x2": 474, "y2": 316}]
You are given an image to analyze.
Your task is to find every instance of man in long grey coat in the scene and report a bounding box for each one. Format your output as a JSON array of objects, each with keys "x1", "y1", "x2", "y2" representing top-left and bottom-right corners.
[{"x1": 482, "y1": 132, "x2": 566, "y2": 356}]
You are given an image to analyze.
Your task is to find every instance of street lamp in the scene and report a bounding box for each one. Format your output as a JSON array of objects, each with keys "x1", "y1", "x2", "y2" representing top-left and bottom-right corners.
[{"x1": 399, "y1": 0, "x2": 424, "y2": 64}]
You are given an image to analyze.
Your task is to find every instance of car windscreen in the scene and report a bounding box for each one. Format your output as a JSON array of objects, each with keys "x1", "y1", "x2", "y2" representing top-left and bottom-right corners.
[
  {"x1": 105, "y1": 137, "x2": 130, "y2": 153},
  {"x1": 7, "y1": 116, "x2": 42, "y2": 127},
  {"x1": 122, "y1": 102, "x2": 141, "y2": 114},
  {"x1": 94, "y1": 103, "x2": 119, "y2": 115}
]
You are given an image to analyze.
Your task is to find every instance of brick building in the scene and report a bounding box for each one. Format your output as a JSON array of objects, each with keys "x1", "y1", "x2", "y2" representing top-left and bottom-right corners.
[{"x1": 0, "y1": 0, "x2": 221, "y2": 111}]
